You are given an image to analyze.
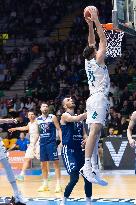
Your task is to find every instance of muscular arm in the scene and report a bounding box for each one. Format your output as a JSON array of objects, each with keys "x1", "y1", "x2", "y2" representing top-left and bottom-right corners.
[
  {"x1": 87, "y1": 20, "x2": 96, "y2": 46},
  {"x1": 93, "y1": 17, "x2": 107, "y2": 65},
  {"x1": 61, "y1": 112, "x2": 87, "y2": 123},
  {"x1": 0, "y1": 118, "x2": 16, "y2": 124},
  {"x1": 53, "y1": 115, "x2": 62, "y2": 143},
  {"x1": 8, "y1": 125, "x2": 29, "y2": 132}
]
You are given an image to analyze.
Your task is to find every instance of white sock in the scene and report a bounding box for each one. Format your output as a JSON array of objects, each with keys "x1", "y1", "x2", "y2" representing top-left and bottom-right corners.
[
  {"x1": 20, "y1": 171, "x2": 25, "y2": 176},
  {"x1": 85, "y1": 158, "x2": 91, "y2": 169},
  {"x1": 43, "y1": 179, "x2": 48, "y2": 186},
  {"x1": 91, "y1": 133, "x2": 100, "y2": 171},
  {"x1": 56, "y1": 179, "x2": 61, "y2": 186}
]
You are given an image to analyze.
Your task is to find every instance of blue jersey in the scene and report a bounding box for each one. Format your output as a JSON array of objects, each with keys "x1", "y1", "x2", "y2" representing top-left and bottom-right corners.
[
  {"x1": 73, "y1": 121, "x2": 84, "y2": 149},
  {"x1": 37, "y1": 114, "x2": 56, "y2": 145},
  {"x1": 61, "y1": 113, "x2": 84, "y2": 149},
  {"x1": 16, "y1": 138, "x2": 30, "y2": 151}
]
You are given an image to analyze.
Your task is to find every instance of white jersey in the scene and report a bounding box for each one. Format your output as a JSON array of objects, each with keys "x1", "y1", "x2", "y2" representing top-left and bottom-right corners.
[
  {"x1": 28, "y1": 121, "x2": 39, "y2": 144},
  {"x1": 85, "y1": 58, "x2": 110, "y2": 96}
]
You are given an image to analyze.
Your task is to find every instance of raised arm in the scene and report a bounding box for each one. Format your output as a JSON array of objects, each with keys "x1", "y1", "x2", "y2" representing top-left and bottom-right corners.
[
  {"x1": 127, "y1": 112, "x2": 136, "y2": 147},
  {"x1": 92, "y1": 11, "x2": 107, "y2": 65},
  {"x1": 85, "y1": 17, "x2": 96, "y2": 46}
]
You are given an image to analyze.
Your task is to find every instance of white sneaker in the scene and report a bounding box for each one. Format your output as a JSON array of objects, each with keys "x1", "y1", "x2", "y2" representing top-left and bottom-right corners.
[
  {"x1": 15, "y1": 192, "x2": 28, "y2": 204},
  {"x1": 86, "y1": 197, "x2": 92, "y2": 205},
  {"x1": 80, "y1": 165, "x2": 108, "y2": 186},
  {"x1": 92, "y1": 169, "x2": 108, "y2": 186},
  {"x1": 60, "y1": 197, "x2": 67, "y2": 205}
]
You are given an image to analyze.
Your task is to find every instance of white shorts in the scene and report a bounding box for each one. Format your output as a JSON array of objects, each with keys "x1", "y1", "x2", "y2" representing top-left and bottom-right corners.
[
  {"x1": 25, "y1": 143, "x2": 40, "y2": 160},
  {"x1": 86, "y1": 93, "x2": 109, "y2": 126},
  {"x1": 0, "y1": 141, "x2": 7, "y2": 160}
]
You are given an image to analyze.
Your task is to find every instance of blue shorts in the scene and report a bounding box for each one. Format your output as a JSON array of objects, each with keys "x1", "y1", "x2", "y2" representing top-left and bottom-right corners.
[
  {"x1": 40, "y1": 142, "x2": 59, "y2": 162},
  {"x1": 61, "y1": 145, "x2": 84, "y2": 174}
]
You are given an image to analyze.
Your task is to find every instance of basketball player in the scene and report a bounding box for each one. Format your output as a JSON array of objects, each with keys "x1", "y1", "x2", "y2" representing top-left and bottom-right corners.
[
  {"x1": 37, "y1": 102, "x2": 62, "y2": 193},
  {"x1": 127, "y1": 111, "x2": 136, "y2": 147},
  {"x1": 80, "y1": 7, "x2": 110, "y2": 185},
  {"x1": 60, "y1": 97, "x2": 92, "y2": 205},
  {"x1": 8, "y1": 110, "x2": 40, "y2": 181},
  {"x1": 0, "y1": 118, "x2": 27, "y2": 205}
]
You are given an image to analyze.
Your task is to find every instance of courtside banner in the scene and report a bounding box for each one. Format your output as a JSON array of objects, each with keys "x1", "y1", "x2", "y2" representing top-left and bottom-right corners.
[
  {"x1": 0, "y1": 151, "x2": 25, "y2": 169},
  {"x1": 103, "y1": 137, "x2": 135, "y2": 170}
]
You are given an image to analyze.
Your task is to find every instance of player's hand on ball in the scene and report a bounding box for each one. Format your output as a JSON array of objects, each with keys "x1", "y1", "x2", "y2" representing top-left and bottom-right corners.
[
  {"x1": 129, "y1": 139, "x2": 136, "y2": 148},
  {"x1": 85, "y1": 17, "x2": 93, "y2": 25}
]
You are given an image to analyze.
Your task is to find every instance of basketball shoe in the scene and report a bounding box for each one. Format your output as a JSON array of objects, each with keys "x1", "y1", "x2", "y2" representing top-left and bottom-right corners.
[
  {"x1": 37, "y1": 184, "x2": 49, "y2": 192},
  {"x1": 9, "y1": 192, "x2": 28, "y2": 205}
]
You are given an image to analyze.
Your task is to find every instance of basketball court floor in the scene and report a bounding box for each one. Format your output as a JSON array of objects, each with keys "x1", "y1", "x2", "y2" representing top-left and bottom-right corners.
[{"x1": 0, "y1": 169, "x2": 136, "y2": 205}]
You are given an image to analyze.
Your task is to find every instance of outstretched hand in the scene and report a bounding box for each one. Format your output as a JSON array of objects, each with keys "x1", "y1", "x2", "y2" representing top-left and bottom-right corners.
[{"x1": 8, "y1": 128, "x2": 16, "y2": 132}]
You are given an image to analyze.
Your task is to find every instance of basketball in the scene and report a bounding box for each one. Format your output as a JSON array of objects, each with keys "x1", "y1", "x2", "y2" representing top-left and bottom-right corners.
[{"x1": 84, "y1": 6, "x2": 98, "y2": 19}]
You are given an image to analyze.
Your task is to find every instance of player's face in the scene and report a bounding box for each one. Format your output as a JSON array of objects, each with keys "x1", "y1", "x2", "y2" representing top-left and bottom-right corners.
[
  {"x1": 28, "y1": 112, "x2": 35, "y2": 120},
  {"x1": 40, "y1": 104, "x2": 49, "y2": 114},
  {"x1": 64, "y1": 97, "x2": 75, "y2": 109}
]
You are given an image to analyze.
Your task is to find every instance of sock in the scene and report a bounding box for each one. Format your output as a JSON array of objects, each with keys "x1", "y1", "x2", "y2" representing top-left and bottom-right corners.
[
  {"x1": 20, "y1": 170, "x2": 25, "y2": 176},
  {"x1": 91, "y1": 133, "x2": 100, "y2": 172},
  {"x1": 43, "y1": 179, "x2": 48, "y2": 186},
  {"x1": 85, "y1": 158, "x2": 91, "y2": 169},
  {"x1": 56, "y1": 179, "x2": 61, "y2": 186},
  {"x1": 0, "y1": 158, "x2": 20, "y2": 196}
]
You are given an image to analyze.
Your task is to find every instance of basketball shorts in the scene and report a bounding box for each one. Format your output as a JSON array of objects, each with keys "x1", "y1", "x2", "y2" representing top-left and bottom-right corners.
[
  {"x1": 40, "y1": 142, "x2": 59, "y2": 162},
  {"x1": 86, "y1": 93, "x2": 109, "y2": 126},
  {"x1": 25, "y1": 142, "x2": 40, "y2": 160},
  {"x1": 61, "y1": 145, "x2": 84, "y2": 174},
  {"x1": 0, "y1": 140, "x2": 7, "y2": 160}
]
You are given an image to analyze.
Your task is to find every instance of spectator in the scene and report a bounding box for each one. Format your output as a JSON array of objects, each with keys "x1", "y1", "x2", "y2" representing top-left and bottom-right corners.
[{"x1": 8, "y1": 132, "x2": 30, "y2": 151}]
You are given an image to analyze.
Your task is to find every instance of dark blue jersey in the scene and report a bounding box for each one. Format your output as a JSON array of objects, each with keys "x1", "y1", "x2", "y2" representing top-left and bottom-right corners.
[
  {"x1": 37, "y1": 114, "x2": 56, "y2": 145},
  {"x1": 61, "y1": 113, "x2": 84, "y2": 149}
]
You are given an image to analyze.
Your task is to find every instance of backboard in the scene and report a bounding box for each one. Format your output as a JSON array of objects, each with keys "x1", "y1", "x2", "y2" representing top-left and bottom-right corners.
[{"x1": 112, "y1": 0, "x2": 136, "y2": 35}]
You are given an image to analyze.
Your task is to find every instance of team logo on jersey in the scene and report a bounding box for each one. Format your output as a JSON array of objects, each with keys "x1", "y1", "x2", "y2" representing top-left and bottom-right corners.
[
  {"x1": 88, "y1": 70, "x2": 95, "y2": 86},
  {"x1": 92, "y1": 111, "x2": 98, "y2": 119}
]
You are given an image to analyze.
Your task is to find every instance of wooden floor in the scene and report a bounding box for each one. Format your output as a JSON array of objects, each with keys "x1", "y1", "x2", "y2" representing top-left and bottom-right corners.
[{"x1": 0, "y1": 175, "x2": 136, "y2": 199}]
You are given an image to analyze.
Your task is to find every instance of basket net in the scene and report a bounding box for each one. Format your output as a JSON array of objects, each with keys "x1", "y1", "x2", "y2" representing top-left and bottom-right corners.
[{"x1": 102, "y1": 23, "x2": 124, "y2": 58}]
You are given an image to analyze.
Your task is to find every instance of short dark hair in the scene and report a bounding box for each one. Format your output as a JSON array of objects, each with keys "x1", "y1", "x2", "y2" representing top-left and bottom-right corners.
[
  {"x1": 83, "y1": 45, "x2": 95, "y2": 60},
  {"x1": 28, "y1": 109, "x2": 35, "y2": 115}
]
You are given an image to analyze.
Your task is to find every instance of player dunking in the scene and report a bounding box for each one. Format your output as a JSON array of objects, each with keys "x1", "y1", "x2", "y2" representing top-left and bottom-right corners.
[
  {"x1": 80, "y1": 7, "x2": 110, "y2": 185},
  {"x1": 8, "y1": 110, "x2": 40, "y2": 181},
  {"x1": 0, "y1": 118, "x2": 27, "y2": 205},
  {"x1": 60, "y1": 97, "x2": 92, "y2": 205}
]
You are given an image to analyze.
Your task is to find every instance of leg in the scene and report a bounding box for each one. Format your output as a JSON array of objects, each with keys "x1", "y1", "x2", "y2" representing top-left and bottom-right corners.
[
  {"x1": 91, "y1": 131, "x2": 101, "y2": 170},
  {"x1": 80, "y1": 124, "x2": 107, "y2": 185},
  {"x1": 85, "y1": 123, "x2": 102, "y2": 161},
  {"x1": 0, "y1": 158, "x2": 27, "y2": 204},
  {"x1": 83, "y1": 177, "x2": 92, "y2": 205},
  {"x1": 60, "y1": 171, "x2": 79, "y2": 205},
  {"x1": 53, "y1": 160, "x2": 62, "y2": 192},
  {"x1": 16, "y1": 158, "x2": 31, "y2": 181},
  {"x1": 38, "y1": 161, "x2": 49, "y2": 192}
]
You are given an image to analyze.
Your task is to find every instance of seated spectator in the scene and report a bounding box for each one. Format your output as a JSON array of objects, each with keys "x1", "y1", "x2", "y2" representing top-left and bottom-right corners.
[
  {"x1": 119, "y1": 116, "x2": 129, "y2": 137},
  {"x1": 107, "y1": 127, "x2": 117, "y2": 138},
  {"x1": 8, "y1": 132, "x2": 30, "y2": 151}
]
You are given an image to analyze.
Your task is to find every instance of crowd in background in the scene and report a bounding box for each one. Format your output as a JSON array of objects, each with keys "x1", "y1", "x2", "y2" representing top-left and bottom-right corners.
[{"x1": 0, "y1": 0, "x2": 136, "y2": 160}]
